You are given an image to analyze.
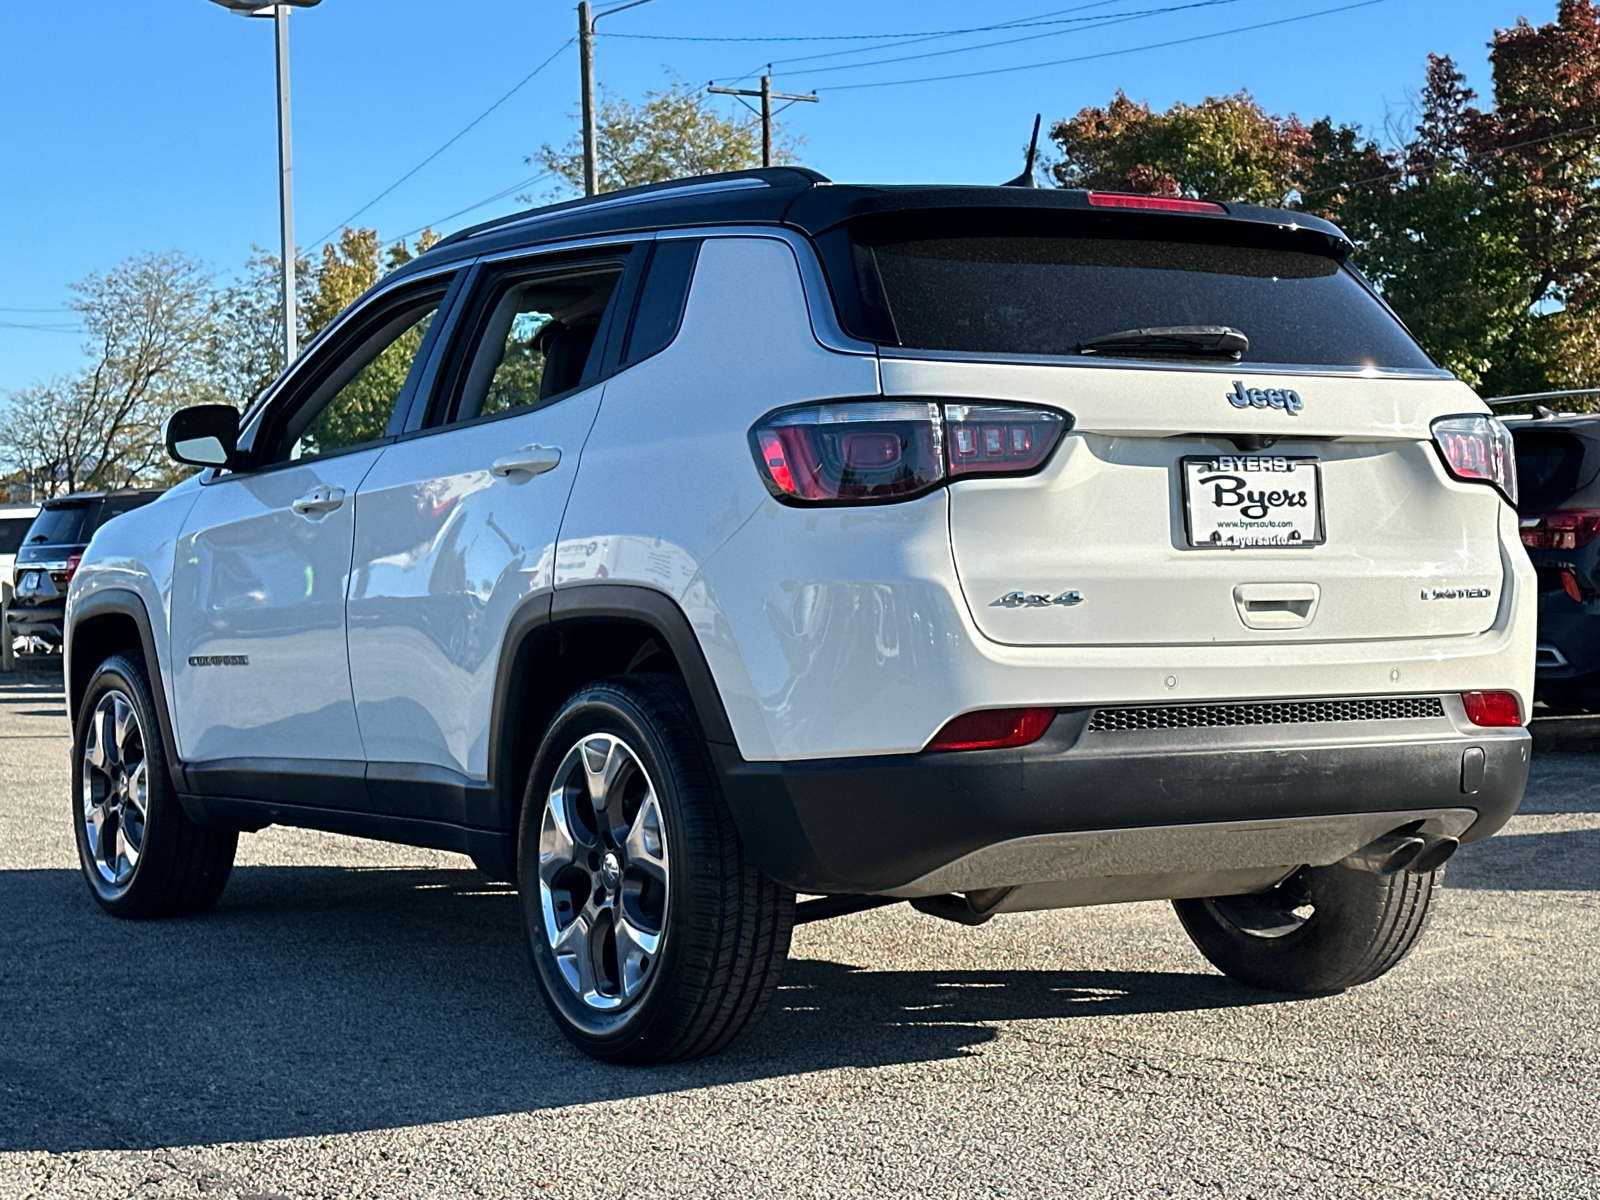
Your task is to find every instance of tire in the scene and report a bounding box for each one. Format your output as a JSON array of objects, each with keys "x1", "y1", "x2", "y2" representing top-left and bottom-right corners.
[
  {"x1": 72, "y1": 652, "x2": 237, "y2": 919},
  {"x1": 517, "y1": 675, "x2": 794, "y2": 1064},
  {"x1": 1172, "y1": 861, "x2": 1442, "y2": 994}
]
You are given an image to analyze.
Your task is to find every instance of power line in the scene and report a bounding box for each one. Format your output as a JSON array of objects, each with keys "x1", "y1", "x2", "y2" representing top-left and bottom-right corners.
[
  {"x1": 392, "y1": 171, "x2": 557, "y2": 243},
  {"x1": 620, "y1": 5, "x2": 1141, "y2": 43},
  {"x1": 816, "y1": 0, "x2": 1389, "y2": 90},
  {"x1": 715, "y1": 2, "x2": 1124, "y2": 86},
  {"x1": 786, "y1": 0, "x2": 1250, "y2": 80},
  {"x1": 0, "y1": 322, "x2": 83, "y2": 333},
  {"x1": 306, "y1": 39, "x2": 575, "y2": 250},
  {"x1": 0, "y1": 307, "x2": 73, "y2": 314}
]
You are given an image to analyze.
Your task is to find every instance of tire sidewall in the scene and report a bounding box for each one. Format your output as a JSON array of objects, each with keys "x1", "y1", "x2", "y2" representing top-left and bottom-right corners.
[
  {"x1": 72, "y1": 654, "x2": 168, "y2": 913},
  {"x1": 518, "y1": 682, "x2": 695, "y2": 1056}
]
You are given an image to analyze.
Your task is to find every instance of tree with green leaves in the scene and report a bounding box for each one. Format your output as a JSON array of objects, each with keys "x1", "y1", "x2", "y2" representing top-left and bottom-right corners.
[
  {"x1": 0, "y1": 251, "x2": 214, "y2": 496},
  {"x1": 1047, "y1": 0, "x2": 1600, "y2": 397},
  {"x1": 531, "y1": 81, "x2": 800, "y2": 196}
]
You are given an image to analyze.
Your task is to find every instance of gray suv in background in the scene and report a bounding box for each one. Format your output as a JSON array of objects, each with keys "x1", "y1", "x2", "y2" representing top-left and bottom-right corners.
[{"x1": 9, "y1": 490, "x2": 162, "y2": 653}]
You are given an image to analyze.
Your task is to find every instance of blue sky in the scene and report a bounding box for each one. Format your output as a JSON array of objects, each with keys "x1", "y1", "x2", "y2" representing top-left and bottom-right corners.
[{"x1": 0, "y1": 0, "x2": 1547, "y2": 389}]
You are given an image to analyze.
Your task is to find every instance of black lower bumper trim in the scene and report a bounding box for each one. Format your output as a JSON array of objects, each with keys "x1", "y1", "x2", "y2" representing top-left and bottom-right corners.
[{"x1": 713, "y1": 711, "x2": 1531, "y2": 894}]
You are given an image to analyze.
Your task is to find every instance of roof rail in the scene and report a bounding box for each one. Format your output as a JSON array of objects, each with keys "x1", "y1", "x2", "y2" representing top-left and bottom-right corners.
[
  {"x1": 435, "y1": 166, "x2": 830, "y2": 249},
  {"x1": 1486, "y1": 387, "x2": 1600, "y2": 407}
]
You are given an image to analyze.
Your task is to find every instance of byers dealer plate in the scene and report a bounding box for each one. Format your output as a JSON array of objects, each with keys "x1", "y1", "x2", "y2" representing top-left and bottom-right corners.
[{"x1": 1182, "y1": 455, "x2": 1324, "y2": 549}]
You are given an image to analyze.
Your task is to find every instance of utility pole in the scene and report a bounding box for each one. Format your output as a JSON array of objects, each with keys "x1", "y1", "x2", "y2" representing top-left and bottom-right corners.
[
  {"x1": 708, "y1": 76, "x2": 818, "y2": 168},
  {"x1": 578, "y1": 0, "x2": 654, "y2": 197},
  {"x1": 578, "y1": 1, "x2": 597, "y2": 197}
]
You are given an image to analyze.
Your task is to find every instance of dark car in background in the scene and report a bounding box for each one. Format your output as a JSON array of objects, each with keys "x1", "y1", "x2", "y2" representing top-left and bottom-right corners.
[
  {"x1": 1508, "y1": 408, "x2": 1600, "y2": 709},
  {"x1": 8, "y1": 489, "x2": 163, "y2": 653}
]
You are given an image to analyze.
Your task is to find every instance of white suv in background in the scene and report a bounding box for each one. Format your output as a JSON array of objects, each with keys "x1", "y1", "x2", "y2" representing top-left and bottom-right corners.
[{"x1": 64, "y1": 169, "x2": 1533, "y2": 1063}]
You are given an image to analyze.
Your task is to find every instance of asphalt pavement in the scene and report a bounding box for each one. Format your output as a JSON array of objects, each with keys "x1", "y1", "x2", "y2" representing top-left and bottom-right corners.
[{"x1": 1, "y1": 671, "x2": 1596, "y2": 1199}]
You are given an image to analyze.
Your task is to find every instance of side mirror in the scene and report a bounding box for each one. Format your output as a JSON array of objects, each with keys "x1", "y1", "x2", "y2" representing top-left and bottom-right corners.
[{"x1": 165, "y1": 404, "x2": 239, "y2": 469}]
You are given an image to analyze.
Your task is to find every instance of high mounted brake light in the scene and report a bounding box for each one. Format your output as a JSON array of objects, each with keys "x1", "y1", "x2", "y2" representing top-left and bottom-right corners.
[
  {"x1": 750, "y1": 400, "x2": 1069, "y2": 505},
  {"x1": 1086, "y1": 192, "x2": 1227, "y2": 215},
  {"x1": 1431, "y1": 415, "x2": 1518, "y2": 505}
]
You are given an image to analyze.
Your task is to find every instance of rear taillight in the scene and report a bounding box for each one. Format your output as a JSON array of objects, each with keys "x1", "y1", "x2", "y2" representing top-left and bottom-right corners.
[
  {"x1": 1432, "y1": 415, "x2": 1517, "y2": 505},
  {"x1": 49, "y1": 554, "x2": 82, "y2": 591},
  {"x1": 1519, "y1": 510, "x2": 1600, "y2": 551},
  {"x1": 925, "y1": 707, "x2": 1056, "y2": 752},
  {"x1": 750, "y1": 400, "x2": 1068, "y2": 505},
  {"x1": 1087, "y1": 192, "x2": 1226, "y2": 214},
  {"x1": 1461, "y1": 690, "x2": 1522, "y2": 727}
]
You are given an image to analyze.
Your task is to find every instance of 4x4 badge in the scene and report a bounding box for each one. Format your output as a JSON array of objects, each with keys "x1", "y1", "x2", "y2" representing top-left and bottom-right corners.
[
  {"x1": 1228, "y1": 381, "x2": 1303, "y2": 415},
  {"x1": 994, "y1": 590, "x2": 1083, "y2": 608}
]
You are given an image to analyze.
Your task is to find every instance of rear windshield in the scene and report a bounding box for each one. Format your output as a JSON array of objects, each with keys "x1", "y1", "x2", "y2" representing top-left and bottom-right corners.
[
  {"x1": 24, "y1": 503, "x2": 92, "y2": 547},
  {"x1": 0, "y1": 518, "x2": 32, "y2": 555},
  {"x1": 820, "y1": 212, "x2": 1435, "y2": 370},
  {"x1": 1513, "y1": 429, "x2": 1588, "y2": 511}
]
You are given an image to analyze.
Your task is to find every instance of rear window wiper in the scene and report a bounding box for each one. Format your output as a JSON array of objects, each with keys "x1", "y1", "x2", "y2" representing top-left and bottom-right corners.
[{"x1": 1076, "y1": 325, "x2": 1248, "y2": 359}]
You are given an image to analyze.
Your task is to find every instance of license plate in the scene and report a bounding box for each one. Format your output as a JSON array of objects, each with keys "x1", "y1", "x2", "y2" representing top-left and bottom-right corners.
[{"x1": 1182, "y1": 455, "x2": 1323, "y2": 549}]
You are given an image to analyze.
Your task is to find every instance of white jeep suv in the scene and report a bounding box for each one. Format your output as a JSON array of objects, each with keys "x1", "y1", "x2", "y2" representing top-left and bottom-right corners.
[{"x1": 64, "y1": 169, "x2": 1534, "y2": 1063}]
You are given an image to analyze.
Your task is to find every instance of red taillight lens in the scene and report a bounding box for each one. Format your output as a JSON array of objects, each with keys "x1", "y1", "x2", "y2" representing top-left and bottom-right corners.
[
  {"x1": 925, "y1": 707, "x2": 1056, "y2": 752},
  {"x1": 1461, "y1": 690, "x2": 1522, "y2": 727},
  {"x1": 1086, "y1": 191, "x2": 1226, "y2": 214},
  {"x1": 1519, "y1": 510, "x2": 1600, "y2": 551},
  {"x1": 945, "y1": 405, "x2": 1066, "y2": 477},
  {"x1": 750, "y1": 400, "x2": 1068, "y2": 505},
  {"x1": 1432, "y1": 415, "x2": 1517, "y2": 505},
  {"x1": 65, "y1": 553, "x2": 81, "y2": 584}
]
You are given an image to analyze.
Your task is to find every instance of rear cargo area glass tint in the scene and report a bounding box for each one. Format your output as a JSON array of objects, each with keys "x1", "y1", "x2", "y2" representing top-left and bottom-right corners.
[
  {"x1": 1511, "y1": 429, "x2": 1586, "y2": 511},
  {"x1": 23, "y1": 504, "x2": 91, "y2": 547},
  {"x1": 838, "y1": 224, "x2": 1433, "y2": 369}
]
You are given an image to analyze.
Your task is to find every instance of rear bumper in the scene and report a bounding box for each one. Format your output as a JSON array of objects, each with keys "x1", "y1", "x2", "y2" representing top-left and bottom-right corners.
[
  {"x1": 6, "y1": 598, "x2": 64, "y2": 647},
  {"x1": 714, "y1": 700, "x2": 1531, "y2": 896}
]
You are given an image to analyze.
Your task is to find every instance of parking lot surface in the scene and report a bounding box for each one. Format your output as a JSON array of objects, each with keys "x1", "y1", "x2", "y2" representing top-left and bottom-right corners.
[{"x1": 1, "y1": 672, "x2": 1596, "y2": 1199}]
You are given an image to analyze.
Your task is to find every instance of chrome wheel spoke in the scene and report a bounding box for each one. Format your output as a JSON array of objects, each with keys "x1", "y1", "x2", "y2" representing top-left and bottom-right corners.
[
  {"x1": 124, "y1": 761, "x2": 149, "y2": 820},
  {"x1": 116, "y1": 820, "x2": 140, "y2": 877},
  {"x1": 614, "y1": 913, "x2": 660, "y2": 1000},
  {"x1": 580, "y1": 736, "x2": 624, "y2": 813},
  {"x1": 110, "y1": 695, "x2": 135, "y2": 763},
  {"x1": 623, "y1": 791, "x2": 668, "y2": 885},
  {"x1": 84, "y1": 719, "x2": 109, "y2": 775}
]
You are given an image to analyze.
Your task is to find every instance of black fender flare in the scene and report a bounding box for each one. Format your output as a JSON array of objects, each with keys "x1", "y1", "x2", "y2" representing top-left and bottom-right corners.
[
  {"x1": 67, "y1": 588, "x2": 187, "y2": 791},
  {"x1": 485, "y1": 583, "x2": 740, "y2": 822}
]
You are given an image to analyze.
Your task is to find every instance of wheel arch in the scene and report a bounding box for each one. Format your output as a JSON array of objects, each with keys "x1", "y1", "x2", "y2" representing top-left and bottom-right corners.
[
  {"x1": 487, "y1": 584, "x2": 737, "y2": 847},
  {"x1": 68, "y1": 588, "x2": 185, "y2": 786}
]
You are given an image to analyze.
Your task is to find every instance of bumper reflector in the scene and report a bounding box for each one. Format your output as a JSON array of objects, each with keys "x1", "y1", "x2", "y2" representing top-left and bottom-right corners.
[
  {"x1": 1461, "y1": 690, "x2": 1522, "y2": 727},
  {"x1": 925, "y1": 707, "x2": 1055, "y2": 752}
]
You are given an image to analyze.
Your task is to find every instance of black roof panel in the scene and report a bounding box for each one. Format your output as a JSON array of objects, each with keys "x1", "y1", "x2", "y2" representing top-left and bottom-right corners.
[{"x1": 390, "y1": 168, "x2": 1356, "y2": 285}]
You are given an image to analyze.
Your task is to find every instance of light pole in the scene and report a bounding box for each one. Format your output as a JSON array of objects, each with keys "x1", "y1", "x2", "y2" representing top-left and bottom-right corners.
[{"x1": 207, "y1": 0, "x2": 321, "y2": 364}]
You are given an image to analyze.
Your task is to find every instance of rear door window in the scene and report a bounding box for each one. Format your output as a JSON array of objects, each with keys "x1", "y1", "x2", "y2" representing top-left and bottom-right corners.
[
  {"x1": 621, "y1": 239, "x2": 699, "y2": 366},
  {"x1": 820, "y1": 211, "x2": 1435, "y2": 370},
  {"x1": 1513, "y1": 429, "x2": 1588, "y2": 512},
  {"x1": 444, "y1": 258, "x2": 625, "y2": 425}
]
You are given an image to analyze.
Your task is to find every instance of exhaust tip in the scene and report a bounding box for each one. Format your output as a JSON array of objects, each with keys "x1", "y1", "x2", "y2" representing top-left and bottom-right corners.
[
  {"x1": 1344, "y1": 832, "x2": 1427, "y2": 875},
  {"x1": 1408, "y1": 835, "x2": 1460, "y2": 874}
]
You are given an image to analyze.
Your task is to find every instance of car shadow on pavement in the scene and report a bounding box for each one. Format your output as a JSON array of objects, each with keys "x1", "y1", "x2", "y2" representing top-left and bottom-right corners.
[
  {"x1": 0, "y1": 863, "x2": 1289, "y2": 1153},
  {"x1": 1447, "y1": 827, "x2": 1600, "y2": 891}
]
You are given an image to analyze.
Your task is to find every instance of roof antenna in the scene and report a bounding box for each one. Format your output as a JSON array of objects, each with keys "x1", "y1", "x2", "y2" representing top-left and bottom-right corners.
[{"x1": 1002, "y1": 114, "x2": 1042, "y2": 187}]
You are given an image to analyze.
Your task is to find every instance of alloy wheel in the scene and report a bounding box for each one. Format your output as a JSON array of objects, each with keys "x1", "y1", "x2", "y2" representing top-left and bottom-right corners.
[
  {"x1": 81, "y1": 690, "x2": 149, "y2": 890},
  {"x1": 538, "y1": 733, "x2": 669, "y2": 1012}
]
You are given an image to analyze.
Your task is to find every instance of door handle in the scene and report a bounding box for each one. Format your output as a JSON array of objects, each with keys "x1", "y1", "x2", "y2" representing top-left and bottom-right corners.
[
  {"x1": 490, "y1": 444, "x2": 562, "y2": 478},
  {"x1": 291, "y1": 485, "x2": 346, "y2": 516}
]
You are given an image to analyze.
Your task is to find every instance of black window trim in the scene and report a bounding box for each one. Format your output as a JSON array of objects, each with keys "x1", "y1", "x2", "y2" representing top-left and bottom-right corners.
[
  {"x1": 405, "y1": 242, "x2": 647, "y2": 440},
  {"x1": 618, "y1": 236, "x2": 702, "y2": 368},
  {"x1": 225, "y1": 268, "x2": 469, "y2": 480}
]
